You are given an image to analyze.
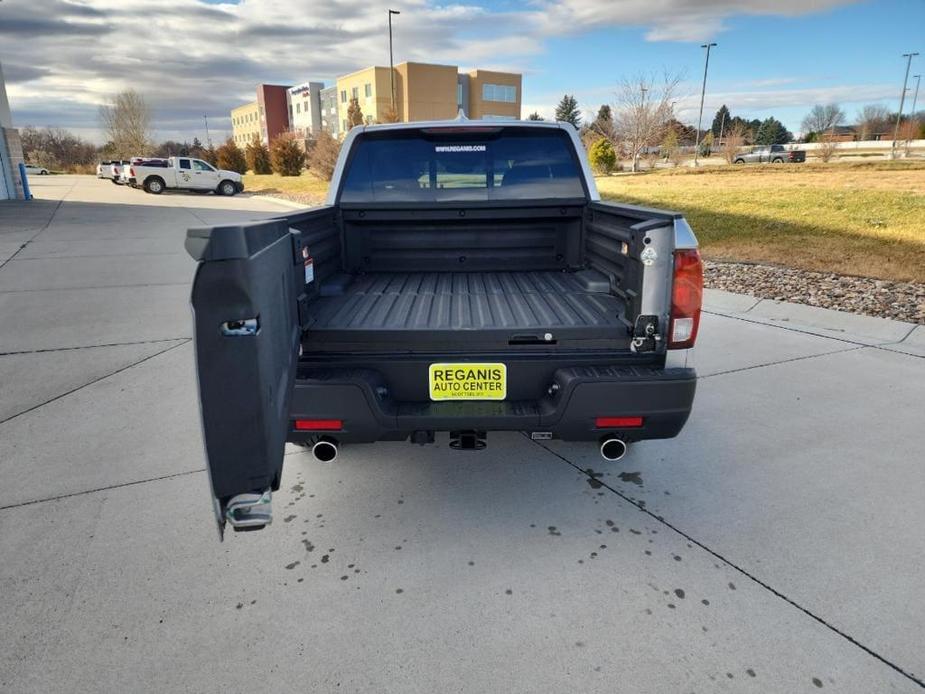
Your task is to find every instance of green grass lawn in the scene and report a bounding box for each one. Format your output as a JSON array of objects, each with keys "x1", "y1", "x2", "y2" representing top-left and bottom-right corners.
[{"x1": 243, "y1": 162, "x2": 925, "y2": 283}]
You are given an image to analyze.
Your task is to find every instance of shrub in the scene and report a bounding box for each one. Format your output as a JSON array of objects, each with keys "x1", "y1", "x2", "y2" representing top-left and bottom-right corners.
[
  {"x1": 308, "y1": 131, "x2": 341, "y2": 181},
  {"x1": 270, "y1": 133, "x2": 306, "y2": 176},
  {"x1": 245, "y1": 135, "x2": 272, "y2": 174},
  {"x1": 215, "y1": 137, "x2": 247, "y2": 174},
  {"x1": 588, "y1": 138, "x2": 617, "y2": 174}
]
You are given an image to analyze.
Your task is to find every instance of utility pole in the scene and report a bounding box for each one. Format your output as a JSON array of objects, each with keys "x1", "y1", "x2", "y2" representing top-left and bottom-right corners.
[
  {"x1": 388, "y1": 9, "x2": 401, "y2": 117},
  {"x1": 892, "y1": 52, "x2": 918, "y2": 158},
  {"x1": 203, "y1": 114, "x2": 213, "y2": 150},
  {"x1": 912, "y1": 74, "x2": 922, "y2": 121},
  {"x1": 694, "y1": 42, "x2": 717, "y2": 166},
  {"x1": 719, "y1": 109, "x2": 727, "y2": 146}
]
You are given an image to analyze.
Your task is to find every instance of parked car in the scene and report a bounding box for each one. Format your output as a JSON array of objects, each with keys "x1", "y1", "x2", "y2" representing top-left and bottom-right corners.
[
  {"x1": 25, "y1": 164, "x2": 49, "y2": 175},
  {"x1": 134, "y1": 156, "x2": 242, "y2": 195},
  {"x1": 120, "y1": 157, "x2": 168, "y2": 186},
  {"x1": 186, "y1": 119, "x2": 702, "y2": 535},
  {"x1": 734, "y1": 144, "x2": 806, "y2": 164}
]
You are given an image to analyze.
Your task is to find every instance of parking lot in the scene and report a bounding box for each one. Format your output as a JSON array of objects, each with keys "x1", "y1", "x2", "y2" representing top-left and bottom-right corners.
[{"x1": 1, "y1": 175, "x2": 923, "y2": 693}]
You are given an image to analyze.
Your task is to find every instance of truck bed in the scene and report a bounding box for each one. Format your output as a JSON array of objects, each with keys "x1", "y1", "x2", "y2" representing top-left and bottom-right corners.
[{"x1": 304, "y1": 270, "x2": 631, "y2": 351}]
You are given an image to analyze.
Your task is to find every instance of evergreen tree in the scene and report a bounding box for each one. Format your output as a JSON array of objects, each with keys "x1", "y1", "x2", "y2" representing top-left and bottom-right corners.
[
  {"x1": 347, "y1": 98, "x2": 364, "y2": 129},
  {"x1": 527, "y1": 111, "x2": 544, "y2": 121},
  {"x1": 596, "y1": 104, "x2": 612, "y2": 122},
  {"x1": 711, "y1": 105, "x2": 730, "y2": 137},
  {"x1": 215, "y1": 137, "x2": 247, "y2": 174},
  {"x1": 554, "y1": 95, "x2": 581, "y2": 128},
  {"x1": 269, "y1": 134, "x2": 306, "y2": 176},
  {"x1": 307, "y1": 131, "x2": 342, "y2": 181},
  {"x1": 755, "y1": 117, "x2": 793, "y2": 145},
  {"x1": 588, "y1": 138, "x2": 616, "y2": 174},
  {"x1": 245, "y1": 135, "x2": 272, "y2": 174}
]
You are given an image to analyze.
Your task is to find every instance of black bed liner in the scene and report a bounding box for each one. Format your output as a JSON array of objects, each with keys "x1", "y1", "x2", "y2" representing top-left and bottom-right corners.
[{"x1": 304, "y1": 270, "x2": 630, "y2": 350}]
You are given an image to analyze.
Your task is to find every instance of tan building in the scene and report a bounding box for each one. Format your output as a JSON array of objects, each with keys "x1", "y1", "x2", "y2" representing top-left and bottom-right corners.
[
  {"x1": 464, "y1": 69, "x2": 522, "y2": 121},
  {"x1": 229, "y1": 63, "x2": 522, "y2": 147},
  {"x1": 334, "y1": 66, "x2": 394, "y2": 130},
  {"x1": 335, "y1": 62, "x2": 522, "y2": 128},
  {"x1": 231, "y1": 101, "x2": 260, "y2": 147}
]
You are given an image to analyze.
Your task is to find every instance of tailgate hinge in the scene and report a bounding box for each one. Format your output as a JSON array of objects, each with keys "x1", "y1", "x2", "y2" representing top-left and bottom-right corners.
[{"x1": 631, "y1": 315, "x2": 661, "y2": 353}]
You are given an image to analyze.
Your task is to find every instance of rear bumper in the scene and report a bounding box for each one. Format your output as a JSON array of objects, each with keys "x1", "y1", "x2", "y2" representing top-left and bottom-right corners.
[{"x1": 287, "y1": 365, "x2": 696, "y2": 444}]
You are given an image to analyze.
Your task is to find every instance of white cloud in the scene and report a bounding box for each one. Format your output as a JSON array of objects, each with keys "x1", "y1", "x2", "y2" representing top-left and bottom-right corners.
[{"x1": 1, "y1": 0, "x2": 861, "y2": 142}]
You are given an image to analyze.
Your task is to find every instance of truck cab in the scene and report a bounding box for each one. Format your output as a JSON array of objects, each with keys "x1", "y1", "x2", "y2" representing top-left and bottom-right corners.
[{"x1": 186, "y1": 120, "x2": 702, "y2": 536}]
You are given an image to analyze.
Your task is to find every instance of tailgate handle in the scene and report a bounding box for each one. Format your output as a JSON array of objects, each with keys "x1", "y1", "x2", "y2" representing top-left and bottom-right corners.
[{"x1": 221, "y1": 317, "x2": 259, "y2": 336}]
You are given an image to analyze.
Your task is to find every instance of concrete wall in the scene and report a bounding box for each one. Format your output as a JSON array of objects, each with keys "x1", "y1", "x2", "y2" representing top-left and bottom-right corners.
[
  {"x1": 466, "y1": 69, "x2": 521, "y2": 121},
  {"x1": 0, "y1": 62, "x2": 26, "y2": 200},
  {"x1": 396, "y1": 63, "x2": 458, "y2": 122},
  {"x1": 799, "y1": 139, "x2": 925, "y2": 151}
]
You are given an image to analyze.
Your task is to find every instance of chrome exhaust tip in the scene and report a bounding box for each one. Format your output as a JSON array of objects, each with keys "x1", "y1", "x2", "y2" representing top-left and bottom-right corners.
[
  {"x1": 311, "y1": 437, "x2": 339, "y2": 463},
  {"x1": 599, "y1": 437, "x2": 627, "y2": 462}
]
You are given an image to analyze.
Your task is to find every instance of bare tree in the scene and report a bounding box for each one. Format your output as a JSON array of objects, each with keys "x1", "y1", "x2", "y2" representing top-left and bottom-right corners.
[
  {"x1": 612, "y1": 72, "x2": 681, "y2": 172},
  {"x1": 99, "y1": 90, "x2": 153, "y2": 157},
  {"x1": 817, "y1": 131, "x2": 840, "y2": 162},
  {"x1": 379, "y1": 103, "x2": 400, "y2": 123},
  {"x1": 722, "y1": 122, "x2": 748, "y2": 163},
  {"x1": 800, "y1": 103, "x2": 844, "y2": 138},
  {"x1": 856, "y1": 104, "x2": 892, "y2": 140}
]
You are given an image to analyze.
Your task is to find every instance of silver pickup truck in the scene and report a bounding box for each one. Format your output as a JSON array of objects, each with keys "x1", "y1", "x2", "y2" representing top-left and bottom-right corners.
[
  {"x1": 734, "y1": 144, "x2": 806, "y2": 164},
  {"x1": 186, "y1": 119, "x2": 703, "y2": 536}
]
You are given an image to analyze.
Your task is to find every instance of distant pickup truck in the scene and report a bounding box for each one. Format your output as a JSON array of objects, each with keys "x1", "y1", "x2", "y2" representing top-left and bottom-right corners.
[
  {"x1": 120, "y1": 157, "x2": 168, "y2": 185},
  {"x1": 186, "y1": 119, "x2": 702, "y2": 535},
  {"x1": 133, "y1": 156, "x2": 243, "y2": 195},
  {"x1": 734, "y1": 144, "x2": 806, "y2": 164}
]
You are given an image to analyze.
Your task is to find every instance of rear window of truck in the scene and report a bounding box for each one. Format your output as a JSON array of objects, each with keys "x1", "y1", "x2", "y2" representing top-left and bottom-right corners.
[{"x1": 339, "y1": 128, "x2": 586, "y2": 203}]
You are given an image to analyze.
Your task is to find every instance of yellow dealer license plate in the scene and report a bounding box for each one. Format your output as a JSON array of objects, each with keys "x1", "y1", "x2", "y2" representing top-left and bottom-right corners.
[{"x1": 429, "y1": 363, "x2": 507, "y2": 401}]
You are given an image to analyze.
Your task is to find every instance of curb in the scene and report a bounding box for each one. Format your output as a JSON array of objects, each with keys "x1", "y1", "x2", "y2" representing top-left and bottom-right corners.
[
  {"x1": 703, "y1": 288, "x2": 921, "y2": 353},
  {"x1": 248, "y1": 195, "x2": 309, "y2": 210}
]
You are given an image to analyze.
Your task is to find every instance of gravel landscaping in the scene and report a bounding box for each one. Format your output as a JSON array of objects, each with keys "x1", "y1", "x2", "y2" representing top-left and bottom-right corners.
[{"x1": 705, "y1": 260, "x2": 925, "y2": 324}]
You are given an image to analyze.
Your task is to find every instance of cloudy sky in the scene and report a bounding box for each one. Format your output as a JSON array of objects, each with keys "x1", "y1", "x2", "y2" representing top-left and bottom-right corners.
[{"x1": 2, "y1": 0, "x2": 923, "y2": 143}]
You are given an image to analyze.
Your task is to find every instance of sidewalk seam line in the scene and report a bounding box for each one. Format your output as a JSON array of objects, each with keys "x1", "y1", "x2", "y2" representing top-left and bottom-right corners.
[
  {"x1": 0, "y1": 179, "x2": 77, "y2": 271},
  {"x1": 0, "y1": 469, "x2": 205, "y2": 511},
  {"x1": 0, "y1": 337, "x2": 189, "y2": 357},
  {"x1": 527, "y1": 435, "x2": 925, "y2": 690},
  {"x1": 0, "y1": 339, "x2": 190, "y2": 425},
  {"x1": 699, "y1": 345, "x2": 866, "y2": 379}
]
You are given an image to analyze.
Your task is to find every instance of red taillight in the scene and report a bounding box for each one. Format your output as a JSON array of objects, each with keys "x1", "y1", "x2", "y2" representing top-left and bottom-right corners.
[
  {"x1": 668, "y1": 249, "x2": 703, "y2": 350},
  {"x1": 294, "y1": 419, "x2": 343, "y2": 431},
  {"x1": 595, "y1": 416, "x2": 644, "y2": 428},
  {"x1": 130, "y1": 167, "x2": 135, "y2": 176}
]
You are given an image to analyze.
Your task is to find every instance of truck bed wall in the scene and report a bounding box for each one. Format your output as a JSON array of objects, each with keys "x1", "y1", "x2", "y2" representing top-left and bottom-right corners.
[{"x1": 338, "y1": 205, "x2": 585, "y2": 273}]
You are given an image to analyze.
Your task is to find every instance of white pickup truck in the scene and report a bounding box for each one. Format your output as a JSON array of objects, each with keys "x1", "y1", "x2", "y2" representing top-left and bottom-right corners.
[{"x1": 133, "y1": 156, "x2": 244, "y2": 196}]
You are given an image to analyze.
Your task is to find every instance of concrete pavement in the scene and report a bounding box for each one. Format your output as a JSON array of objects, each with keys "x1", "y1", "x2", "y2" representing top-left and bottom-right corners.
[{"x1": 0, "y1": 176, "x2": 922, "y2": 693}]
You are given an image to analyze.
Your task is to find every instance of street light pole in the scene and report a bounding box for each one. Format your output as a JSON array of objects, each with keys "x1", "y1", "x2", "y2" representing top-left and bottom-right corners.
[
  {"x1": 388, "y1": 9, "x2": 401, "y2": 117},
  {"x1": 892, "y1": 52, "x2": 918, "y2": 157},
  {"x1": 694, "y1": 42, "x2": 717, "y2": 167}
]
